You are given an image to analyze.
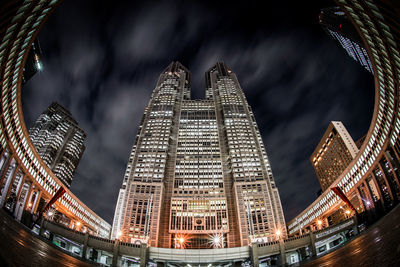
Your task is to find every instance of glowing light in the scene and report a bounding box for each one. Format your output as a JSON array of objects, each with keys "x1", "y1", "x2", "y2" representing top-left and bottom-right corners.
[
  {"x1": 36, "y1": 61, "x2": 42, "y2": 70},
  {"x1": 76, "y1": 221, "x2": 81, "y2": 226},
  {"x1": 116, "y1": 231, "x2": 122, "y2": 239},
  {"x1": 208, "y1": 233, "x2": 224, "y2": 248},
  {"x1": 275, "y1": 229, "x2": 281, "y2": 236},
  {"x1": 345, "y1": 210, "x2": 351, "y2": 215},
  {"x1": 317, "y1": 220, "x2": 322, "y2": 226},
  {"x1": 175, "y1": 234, "x2": 189, "y2": 249},
  {"x1": 366, "y1": 201, "x2": 371, "y2": 206},
  {"x1": 28, "y1": 203, "x2": 33, "y2": 208},
  {"x1": 47, "y1": 211, "x2": 54, "y2": 217}
]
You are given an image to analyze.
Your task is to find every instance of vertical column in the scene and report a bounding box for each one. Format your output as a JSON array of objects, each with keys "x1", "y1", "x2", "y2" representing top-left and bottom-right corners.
[
  {"x1": 354, "y1": 187, "x2": 365, "y2": 212},
  {"x1": 385, "y1": 150, "x2": 400, "y2": 185},
  {"x1": 251, "y1": 245, "x2": 259, "y2": 267},
  {"x1": 368, "y1": 173, "x2": 386, "y2": 208},
  {"x1": 352, "y1": 215, "x2": 359, "y2": 235},
  {"x1": 15, "y1": 174, "x2": 26, "y2": 201},
  {"x1": 279, "y1": 238, "x2": 286, "y2": 266},
  {"x1": 112, "y1": 239, "x2": 120, "y2": 267},
  {"x1": 139, "y1": 243, "x2": 147, "y2": 267},
  {"x1": 15, "y1": 182, "x2": 31, "y2": 221},
  {"x1": 32, "y1": 189, "x2": 42, "y2": 213},
  {"x1": 381, "y1": 156, "x2": 400, "y2": 201},
  {"x1": 39, "y1": 217, "x2": 46, "y2": 236},
  {"x1": 309, "y1": 231, "x2": 317, "y2": 257},
  {"x1": 0, "y1": 160, "x2": 17, "y2": 206},
  {"x1": 4, "y1": 166, "x2": 19, "y2": 204},
  {"x1": 376, "y1": 164, "x2": 396, "y2": 204},
  {"x1": 82, "y1": 232, "x2": 89, "y2": 259},
  {"x1": 25, "y1": 188, "x2": 36, "y2": 211},
  {"x1": 0, "y1": 152, "x2": 11, "y2": 185}
]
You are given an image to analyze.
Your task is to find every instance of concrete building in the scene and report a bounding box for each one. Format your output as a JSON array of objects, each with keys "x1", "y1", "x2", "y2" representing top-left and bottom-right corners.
[
  {"x1": 29, "y1": 102, "x2": 86, "y2": 188},
  {"x1": 112, "y1": 62, "x2": 286, "y2": 248},
  {"x1": 0, "y1": 0, "x2": 110, "y2": 238},
  {"x1": 22, "y1": 39, "x2": 43, "y2": 85},
  {"x1": 319, "y1": 6, "x2": 374, "y2": 74},
  {"x1": 355, "y1": 134, "x2": 366, "y2": 149},
  {"x1": 288, "y1": 0, "x2": 400, "y2": 237},
  {"x1": 311, "y1": 121, "x2": 359, "y2": 191}
]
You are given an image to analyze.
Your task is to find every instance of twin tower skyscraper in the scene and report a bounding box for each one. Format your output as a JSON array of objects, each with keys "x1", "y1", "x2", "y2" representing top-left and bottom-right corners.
[{"x1": 112, "y1": 62, "x2": 286, "y2": 248}]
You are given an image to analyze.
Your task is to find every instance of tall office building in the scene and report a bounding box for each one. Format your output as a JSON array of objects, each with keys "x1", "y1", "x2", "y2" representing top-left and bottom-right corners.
[
  {"x1": 29, "y1": 102, "x2": 86, "y2": 188},
  {"x1": 112, "y1": 62, "x2": 286, "y2": 248},
  {"x1": 319, "y1": 6, "x2": 374, "y2": 74},
  {"x1": 311, "y1": 121, "x2": 359, "y2": 191},
  {"x1": 22, "y1": 39, "x2": 43, "y2": 85},
  {"x1": 355, "y1": 134, "x2": 366, "y2": 149}
]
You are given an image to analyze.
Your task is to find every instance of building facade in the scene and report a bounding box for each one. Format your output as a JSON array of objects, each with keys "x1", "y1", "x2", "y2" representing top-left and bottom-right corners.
[
  {"x1": 319, "y1": 6, "x2": 374, "y2": 74},
  {"x1": 311, "y1": 121, "x2": 359, "y2": 191},
  {"x1": 22, "y1": 39, "x2": 43, "y2": 85},
  {"x1": 0, "y1": 0, "x2": 110, "y2": 238},
  {"x1": 112, "y1": 62, "x2": 286, "y2": 248},
  {"x1": 288, "y1": 0, "x2": 400, "y2": 237},
  {"x1": 29, "y1": 102, "x2": 86, "y2": 188}
]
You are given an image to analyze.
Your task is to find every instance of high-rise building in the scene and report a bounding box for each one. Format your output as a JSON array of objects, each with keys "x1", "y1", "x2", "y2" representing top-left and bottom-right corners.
[
  {"x1": 355, "y1": 134, "x2": 366, "y2": 149},
  {"x1": 311, "y1": 121, "x2": 359, "y2": 191},
  {"x1": 29, "y1": 102, "x2": 86, "y2": 188},
  {"x1": 112, "y1": 62, "x2": 286, "y2": 249},
  {"x1": 22, "y1": 39, "x2": 43, "y2": 85},
  {"x1": 319, "y1": 6, "x2": 374, "y2": 74}
]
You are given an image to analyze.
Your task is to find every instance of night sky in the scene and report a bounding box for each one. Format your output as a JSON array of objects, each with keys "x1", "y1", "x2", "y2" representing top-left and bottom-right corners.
[{"x1": 22, "y1": 0, "x2": 374, "y2": 224}]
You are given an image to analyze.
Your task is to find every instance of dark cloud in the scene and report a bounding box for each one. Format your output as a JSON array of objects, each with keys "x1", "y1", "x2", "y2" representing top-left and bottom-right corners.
[{"x1": 22, "y1": 0, "x2": 374, "y2": 223}]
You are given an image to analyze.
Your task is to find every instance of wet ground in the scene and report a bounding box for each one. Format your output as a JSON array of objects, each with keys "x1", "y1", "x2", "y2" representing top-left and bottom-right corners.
[
  {"x1": 1, "y1": 205, "x2": 400, "y2": 266},
  {"x1": 0, "y1": 210, "x2": 93, "y2": 267},
  {"x1": 300, "y1": 204, "x2": 400, "y2": 267}
]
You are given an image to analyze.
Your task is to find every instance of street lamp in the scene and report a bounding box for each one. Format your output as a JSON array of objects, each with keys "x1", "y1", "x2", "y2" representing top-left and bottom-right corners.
[
  {"x1": 209, "y1": 233, "x2": 224, "y2": 248},
  {"x1": 116, "y1": 230, "x2": 122, "y2": 239},
  {"x1": 275, "y1": 229, "x2": 281, "y2": 241},
  {"x1": 175, "y1": 235, "x2": 187, "y2": 249},
  {"x1": 345, "y1": 209, "x2": 351, "y2": 219}
]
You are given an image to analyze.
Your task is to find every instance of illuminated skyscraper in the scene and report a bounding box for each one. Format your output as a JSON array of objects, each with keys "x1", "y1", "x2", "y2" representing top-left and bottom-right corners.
[
  {"x1": 112, "y1": 62, "x2": 286, "y2": 248},
  {"x1": 29, "y1": 102, "x2": 86, "y2": 188},
  {"x1": 22, "y1": 39, "x2": 43, "y2": 84},
  {"x1": 311, "y1": 121, "x2": 359, "y2": 191},
  {"x1": 319, "y1": 6, "x2": 374, "y2": 74}
]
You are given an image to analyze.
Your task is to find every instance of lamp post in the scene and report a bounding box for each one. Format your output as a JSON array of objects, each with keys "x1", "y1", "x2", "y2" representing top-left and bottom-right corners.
[
  {"x1": 275, "y1": 229, "x2": 281, "y2": 241},
  {"x1": 275, "y1": 228, "x2": 286, "y2": 266}
]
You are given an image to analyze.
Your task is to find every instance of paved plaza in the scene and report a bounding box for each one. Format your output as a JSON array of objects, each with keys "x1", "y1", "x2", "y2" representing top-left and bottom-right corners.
[
  {"x1": 0, "y1": 210, "x2": 92, "y2": 267},
  {"x1": 301, "y1": 205, "x2": 400, "y2": 267},
  {"x1": 1, "y1": 205, "x2": 400, "y2": 266}
]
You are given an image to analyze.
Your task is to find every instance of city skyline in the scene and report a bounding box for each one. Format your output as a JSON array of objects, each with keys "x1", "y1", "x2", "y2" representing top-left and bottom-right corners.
[
  {"x1": 0, "y1": 0, "x2": 399, "y2": 265},
  {"x1": 21, "y1": 0, "x2": 374, "y2": 224}
]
